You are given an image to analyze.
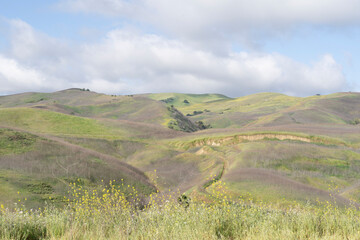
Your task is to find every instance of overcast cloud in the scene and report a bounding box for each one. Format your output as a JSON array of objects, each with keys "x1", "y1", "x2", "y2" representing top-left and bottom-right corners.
[
  {"x1": 0, "y1": 19, "x2": 347, "y2": 96},
  {"x1": 1, "y1": 0, "x2": 359, "y2": 96},
  {"x1": 59, "y1": 0, "x2": 360, "y2": 49}
]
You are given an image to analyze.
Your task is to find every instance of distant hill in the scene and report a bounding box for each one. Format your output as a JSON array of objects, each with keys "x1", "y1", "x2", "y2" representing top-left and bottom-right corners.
[
  {"x1": 170, "y1": 92, "x2": 360, "y2": 128},
  {"x1": 1, "y1": 89, "x2": 360, "y2": 208}
]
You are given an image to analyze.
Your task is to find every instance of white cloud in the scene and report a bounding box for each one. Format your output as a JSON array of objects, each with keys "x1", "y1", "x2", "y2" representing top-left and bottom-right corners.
[
  {"x1": 5, "y1": 20, "x2": 84, "y2": 87},
  {"x1": 0, "y1": 55, "x2": 64, "y2": 94},
  {"x1": 9, "y1": 20, "x2": 71, "y2": 64},
  {"x1": 0, "y1": 20, "x2": 347, "y2": 96},
  {"x1": 59, "y1": 0, "x2": 360, "y2": 25},
  {"x1": 57, "y1": 0, "x2": 360, "y2": 50},
  {"x1": 58, "y1": 0, "x2": 131, "y2": 16},
  {"x1": 79, "y1": 29, "x2": 347, "y2": 96}
]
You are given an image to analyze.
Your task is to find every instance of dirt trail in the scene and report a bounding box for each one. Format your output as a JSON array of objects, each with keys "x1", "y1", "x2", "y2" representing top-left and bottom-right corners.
[
  {"x1": 0, "y1": 125, "x2": 156, "y2": 189},
  {"x1": 190, "y1": 133, "x2": 313, "y2": 148},
  {"x1": 198, "y1": 154, "x2": 229, "y2": 198}
]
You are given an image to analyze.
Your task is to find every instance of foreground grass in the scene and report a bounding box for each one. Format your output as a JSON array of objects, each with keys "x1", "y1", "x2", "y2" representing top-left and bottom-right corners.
[{"x1": 1, "y1": 181, "x2": 360, "y2": 240}]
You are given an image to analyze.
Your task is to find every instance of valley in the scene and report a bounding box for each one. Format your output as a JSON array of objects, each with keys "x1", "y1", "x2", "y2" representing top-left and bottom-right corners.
[{"x1": 0, "y1": 88, "x2": 359, "y2": 208}]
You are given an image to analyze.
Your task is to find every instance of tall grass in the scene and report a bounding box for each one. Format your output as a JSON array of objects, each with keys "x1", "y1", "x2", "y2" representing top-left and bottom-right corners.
[{"x1": 1, "y1": 180, "x2": 360, "y2": 239}]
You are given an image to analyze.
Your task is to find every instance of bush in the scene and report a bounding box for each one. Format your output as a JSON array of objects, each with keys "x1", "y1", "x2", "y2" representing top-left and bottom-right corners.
[{"x1": 349, "y1": 119, "x2": 360, "y2": 125}]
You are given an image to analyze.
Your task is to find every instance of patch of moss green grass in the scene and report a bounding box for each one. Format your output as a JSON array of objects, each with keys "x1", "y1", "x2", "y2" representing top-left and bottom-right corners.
[
  {"x1": 0, "y1": 129, "x2": 38, "y2": 155},
  {"x1": 23, "y1": 93, "x2": 50, "y2": 104},
  {"x1": 148, "y1": 93, "x2": 230, "y2": 108},
  {"x1": 216, "y1": 180, "x2": 314, "y2": 206},
  {"x1": 0, "y1": 108, "x2": 119, "y2": 139},
  {"x1": 63, "y1": 137, "x2": 146, "y2": 159},
  {"x1": 0, "y1": 169, "x2": 64, "y2": 209},
  {"x1": 0, "y1": 169, "x2": 154, "y2": 211},
  {"x1": 177, "y1": 92, "x2": 300, "y2": 115}
]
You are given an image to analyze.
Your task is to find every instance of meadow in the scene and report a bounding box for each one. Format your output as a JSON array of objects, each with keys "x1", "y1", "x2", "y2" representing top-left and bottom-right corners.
[
  {"x1": 1, "y1": 89, "x2": 360, "y2": 239},
  {"x1": 2, "y1": 180, "x2": 360, "y2": 240}
]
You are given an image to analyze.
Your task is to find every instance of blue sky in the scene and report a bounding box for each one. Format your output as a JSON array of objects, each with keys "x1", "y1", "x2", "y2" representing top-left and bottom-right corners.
[{"x1": 1, "y1": 0, "x2": 360, "y2": 97}]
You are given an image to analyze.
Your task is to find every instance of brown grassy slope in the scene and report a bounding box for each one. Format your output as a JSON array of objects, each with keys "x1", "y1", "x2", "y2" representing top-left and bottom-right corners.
[
  {"x1": 224, "y1": 168, "x2": 355, "y2": 206},
  {"x1": 0, "y1": 127, "x2": 156, "y2": 190},
  {"x1": 246, "y1": 93, "x2": 360, "y2": 127},
  {"x1": 2, "y1": 90, "x2": 358, "y2": 134},
  {"x1": 1, "y1": 90, "x2": 360, "y2": 207},
  {"x1": 180, "y1": 92, "x2": 360, "y2": 129},
  {"x1": 0, "y1": 89, "x2": 108, "y2": 107},
  {"x1": 0, "y1": 89, "x2": 169, "y2": 125}
]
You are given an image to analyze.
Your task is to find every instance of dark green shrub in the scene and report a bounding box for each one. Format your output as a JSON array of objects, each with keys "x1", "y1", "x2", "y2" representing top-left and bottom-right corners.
[{"x1": 178, "y1": 194, "x2": 191, "y2": 209}]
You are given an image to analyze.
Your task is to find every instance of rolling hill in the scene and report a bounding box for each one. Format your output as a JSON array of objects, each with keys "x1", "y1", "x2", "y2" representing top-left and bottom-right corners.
[{"x1": 1, "y1": 89, "x2": 360, "y2": 209}]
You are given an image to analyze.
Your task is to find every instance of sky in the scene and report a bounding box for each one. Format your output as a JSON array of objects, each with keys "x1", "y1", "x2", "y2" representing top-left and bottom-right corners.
[{"x1": 0, "y1": 0, "x2": 360, "y2": 97}]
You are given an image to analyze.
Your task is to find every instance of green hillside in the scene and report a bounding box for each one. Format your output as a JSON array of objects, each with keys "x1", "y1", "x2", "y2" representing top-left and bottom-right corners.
[
  {"x1": 0, "y1": 89, "x2": 360, "y2": 210},
  {"x1": 0, "y1": 89, "x2": 170, "y2": 125},
  {"x1": 148, "y1": 92, "x2": 230, "y2": 108},
  {"x1": 0, "y1": 128, "x2": 155, "y2": 208},
  {"x1": 0, "y1": 89, "x2": 110, "y2": 107},
  {"x1": 175, "y1": 92, "x2": 360, "y2": 128},
  {"x1": 0, "y1": 108, "x2": 119, "y2": 138}
]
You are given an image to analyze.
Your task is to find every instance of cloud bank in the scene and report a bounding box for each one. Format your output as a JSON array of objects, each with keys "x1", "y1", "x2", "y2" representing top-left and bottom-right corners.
[
  {"x1": 0, "y1": 19, "x2": 348, "y2": 96},
  {"x1": 58, "y1": 0, "x2": 360, "y2": 50}
]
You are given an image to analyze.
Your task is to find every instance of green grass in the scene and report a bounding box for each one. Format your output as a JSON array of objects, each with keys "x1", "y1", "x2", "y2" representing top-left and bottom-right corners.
[
  {"x1": 0, "y1": 129, "x2": 156, "y2": 209},
  {"x1": 0, "y1": 93, "x2": 50, "y2": 108},
  {"x1": 1, "y1": 90, "x2": 360, "y2": 237},
  {"x1": 163, "y1": 136, "x2": 360, "y2": 206},
  {"x1": 2, "y1": 181, "x2": 360, "y2": 239},
  {"x1": 220, "y1": 180, "x2": 312, "y2": 206},
  {"x1": 0, "y1": 108, "x2": 119, "y2": 138},
  {"x1": 148, "y1": 93, "x2": 230, "y2": 108},
  {"x1": 23, "y1": 93, "x2": 50, "y2": 104},
  {"x1": 164, "y1": 92, "x2": 360, "y2": 129},
  {"x1": 0, "y1": 89, "x2": 109, "y2": 108},
  {"x1": 0, "y1": 169, "x2": 64, "y2": 209},
  {"x1": 61, "y1": 98, "x2": 168, "y2": 124},
  {"x1": 0, "y1": 129, "x2": 38, "y2": 155},
  {"x1": 176, "y1": 92, "x2": 300, "y2": 115},
  {"x1": 63, "y1": 137, "x2": 147, "y2": 160}
]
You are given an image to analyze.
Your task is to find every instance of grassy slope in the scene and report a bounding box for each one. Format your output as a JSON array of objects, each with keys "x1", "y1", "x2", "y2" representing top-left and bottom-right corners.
[
  {"x1": 1, "y1": 90, "x2": 360, "y2": 209},
  {"x1": 147, "y1": 93, "x2": 231, "y2": 128},
  {"x1": 0, "y1": 89, "x2": 196, "y2": 133},
  {"x1": 166, "y1": 130, "x2": 360, "y2": 206},
  {"x1": 0, "y1": 89, "x2": 171, "y2": 125},
  {"x1": 0, "y1": 128, "x2": 156, "y2": 208},
  {"x1": 0, "y1": 89, "x2": 109, "y2": 108},
  {"x1": 174, "y1": 92, "x2": 360, "y2": 128},
  {"x1": 147, "y1": 93, "x2": 230, "y2": 107},
  {"x1": 2, "y1": 90, "x2": 360, "y2": 238},
  {"x1": 0, "y1": 108, "x2": 120, "y2": 138},
  {"x1": 59, "y1": 96, "x2": 169, "y2": 125},
  {"x1": 173, "y1": 92, "x2": 301, "y2": 128}
]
